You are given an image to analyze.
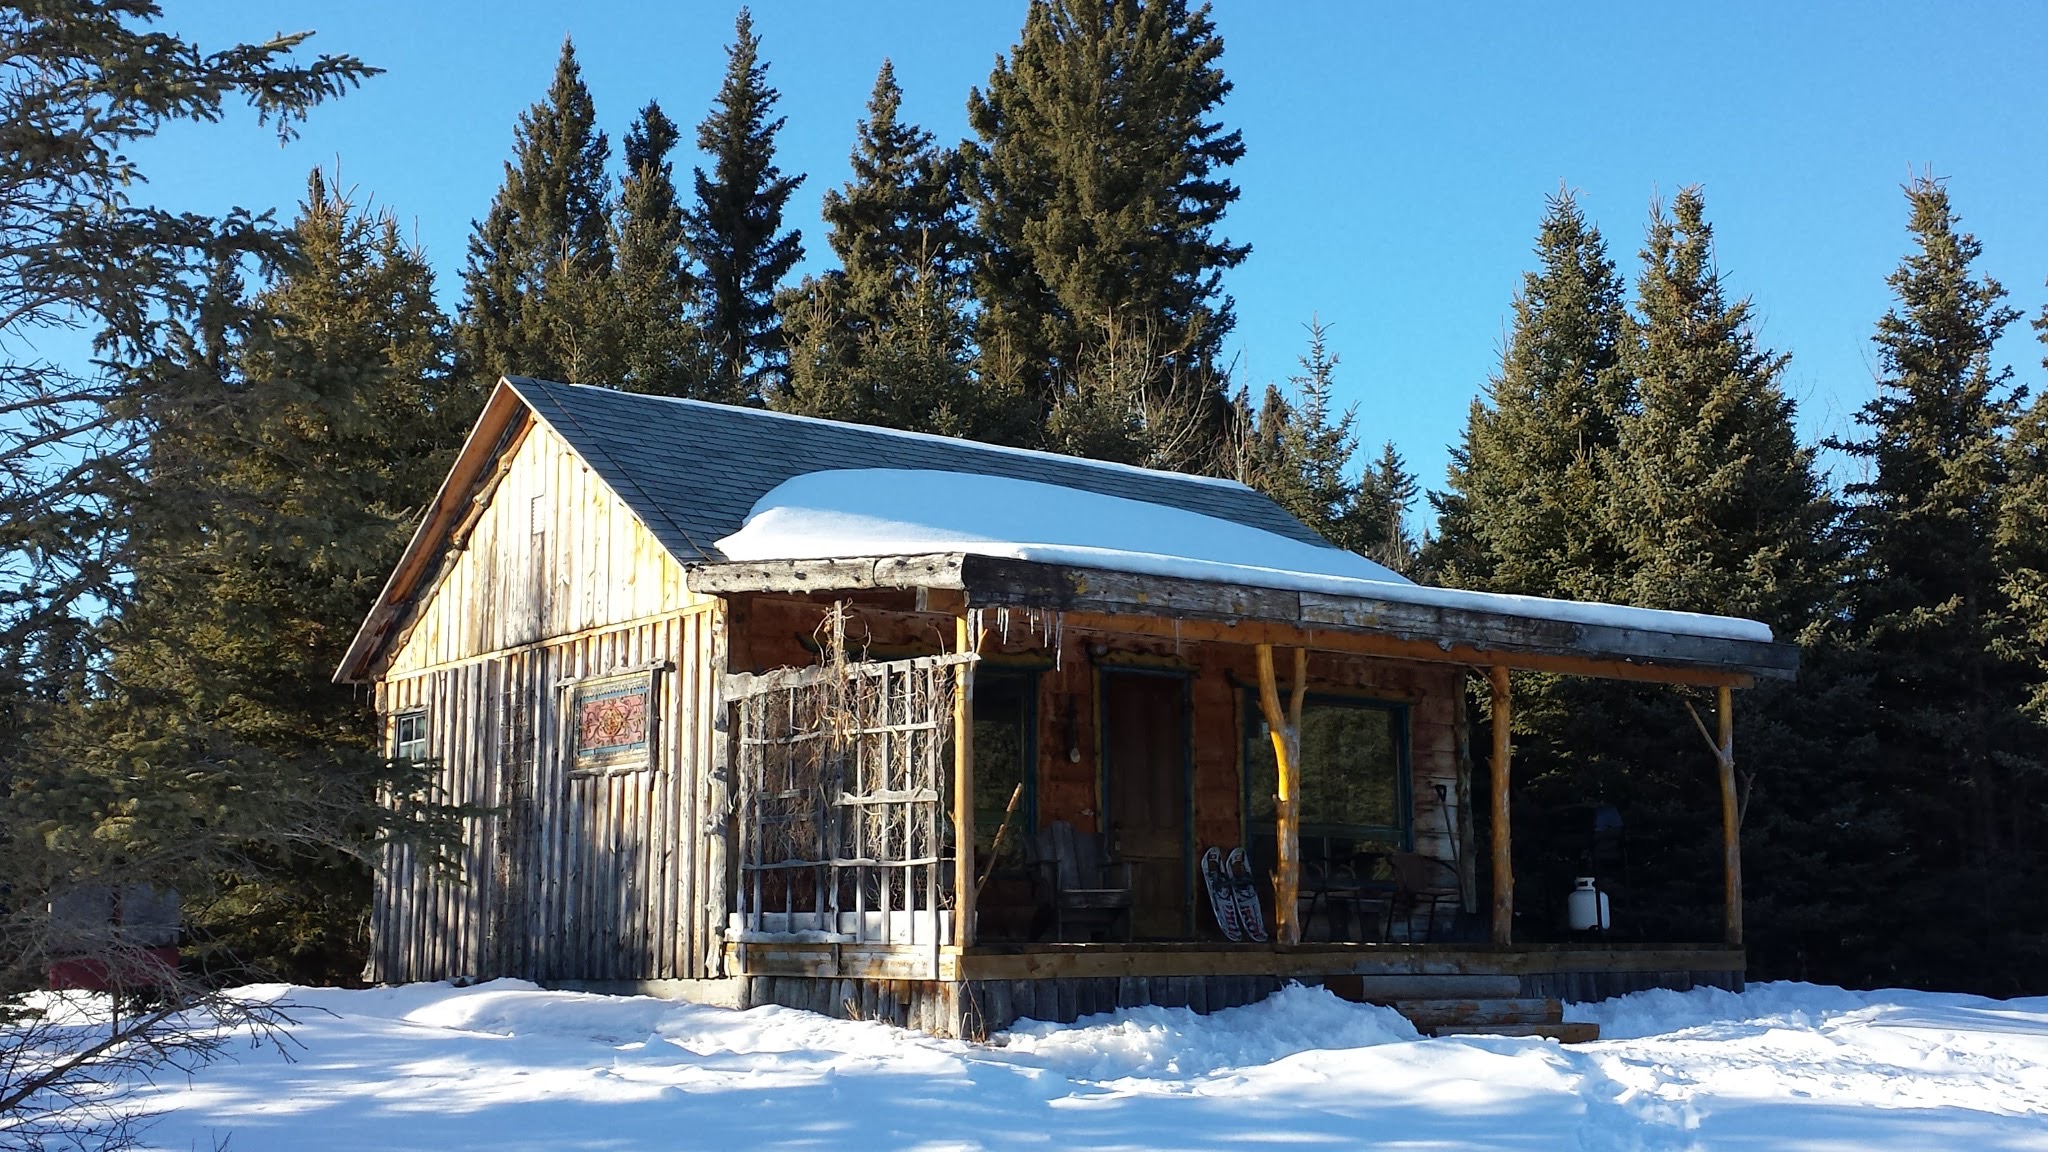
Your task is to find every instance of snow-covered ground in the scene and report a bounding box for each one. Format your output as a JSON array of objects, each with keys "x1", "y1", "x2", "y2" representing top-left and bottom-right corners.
[{"x1": 96, "y1": 980, "x2": 2048, "y2": 1150}]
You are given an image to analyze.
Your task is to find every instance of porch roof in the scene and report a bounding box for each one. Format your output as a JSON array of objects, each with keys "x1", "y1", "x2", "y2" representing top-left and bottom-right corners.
[{"x1": 685, "y1": 552, "x2": 1799, "y2": 686}]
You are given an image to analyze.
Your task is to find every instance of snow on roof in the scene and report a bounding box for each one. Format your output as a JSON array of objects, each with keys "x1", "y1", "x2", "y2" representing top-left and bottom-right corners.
[{"x1": 716, "y1": 469, "x2": 1775, "y2": 644}]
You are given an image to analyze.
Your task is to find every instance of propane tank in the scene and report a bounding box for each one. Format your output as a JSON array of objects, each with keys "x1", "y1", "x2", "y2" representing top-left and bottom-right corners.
[{"x1": 1567, "y1": 877, "x2": 1611, "y2": 932}]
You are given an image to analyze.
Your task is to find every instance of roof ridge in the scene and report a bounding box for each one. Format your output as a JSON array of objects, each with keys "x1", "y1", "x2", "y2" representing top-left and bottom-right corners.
[
  {"x1": 503, "y1": 376, "x2": 1256, "y2": 494},
  {"x1": 515, "y1": 378, "x2": 715, "y2": 560}
]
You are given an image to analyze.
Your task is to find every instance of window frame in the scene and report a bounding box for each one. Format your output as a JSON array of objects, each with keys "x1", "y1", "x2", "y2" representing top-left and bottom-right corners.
[
  {"x1": 393, "y1": 709, "x2": 430, "y2": 763},
  {"x1": 971, "y1": 666, "x2": 1041, "y2": 854},
  {"x1": 1239, "y1": 688, "x2": 1413, "y2": 852}
]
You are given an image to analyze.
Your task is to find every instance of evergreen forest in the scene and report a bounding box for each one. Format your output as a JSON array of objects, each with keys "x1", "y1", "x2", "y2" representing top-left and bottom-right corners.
[{"x1": 5, "y1": 0, "x2": 2048, "y2": 1011}]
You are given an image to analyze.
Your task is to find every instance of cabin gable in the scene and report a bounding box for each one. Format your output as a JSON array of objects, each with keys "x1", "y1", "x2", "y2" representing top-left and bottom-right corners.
[{"x1": 382, "y1": 416, "x2": 707, "y2": 681}]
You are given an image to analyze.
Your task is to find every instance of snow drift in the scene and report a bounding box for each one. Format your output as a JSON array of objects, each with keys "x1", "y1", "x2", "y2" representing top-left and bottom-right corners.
[{"x1": 70, "y1": 979, "x2": 2048, "y2": 1150}]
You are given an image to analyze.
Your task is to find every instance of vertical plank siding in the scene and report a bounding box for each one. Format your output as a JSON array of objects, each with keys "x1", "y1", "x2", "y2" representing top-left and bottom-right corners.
[
  {"x1": 374, "y1": 608, "x2": 723, "y2": 983},
  {"x1": 368, "y1": 419, "x2": 722, "y2": 984}
]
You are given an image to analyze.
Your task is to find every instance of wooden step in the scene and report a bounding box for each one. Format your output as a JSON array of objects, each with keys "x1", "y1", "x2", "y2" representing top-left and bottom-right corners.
[
  {"x1": 1321, "y1": 974, "x2": 1521, "y2": 1004},
  {"x1": 1390, "y1": 997, "x2": 1562, "y2": 1028},
  {"x1": 1428, "y1": 1021, "x2": 1601, "y2": 1043}
]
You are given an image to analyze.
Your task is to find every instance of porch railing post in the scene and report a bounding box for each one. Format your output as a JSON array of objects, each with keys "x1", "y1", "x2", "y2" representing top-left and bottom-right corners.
[
  {"x1": 1488, "y1": 665, "x2": 1512, "y2": 946},
  {"x1": 954, "y1": 613, "x2": 976, "y2": 952},
  {"x1": 1718, "y1": 685, "x2": 1742, "y2": 947}
]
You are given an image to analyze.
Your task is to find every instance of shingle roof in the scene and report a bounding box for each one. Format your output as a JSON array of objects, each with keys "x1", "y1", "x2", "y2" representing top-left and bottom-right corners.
[{"x1": 506, "y1": 376, "x2": 1337, "y2": 563}]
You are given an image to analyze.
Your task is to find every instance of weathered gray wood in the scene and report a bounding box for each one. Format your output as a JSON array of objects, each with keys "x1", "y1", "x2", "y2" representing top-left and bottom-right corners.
[
  {"x1": 683, "y1": 553, "x2": 1798, "y2": 681},
  {"x1": 685, "y1": 553, "x2": 966, "y2": 595},
  {"x1": 367, "y1": 605, "x2": 714, "y2": 987}
]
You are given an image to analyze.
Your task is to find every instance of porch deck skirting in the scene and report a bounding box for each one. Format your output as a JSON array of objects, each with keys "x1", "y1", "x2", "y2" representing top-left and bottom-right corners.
[{"x1": 726, "y1": 941, "x2": 1745, "y2": 1038}]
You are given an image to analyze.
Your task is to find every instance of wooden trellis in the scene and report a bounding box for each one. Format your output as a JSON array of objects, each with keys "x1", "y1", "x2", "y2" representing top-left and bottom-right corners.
[{"x1": 726, "y1": 653, "x2": 972, "y2": 976}]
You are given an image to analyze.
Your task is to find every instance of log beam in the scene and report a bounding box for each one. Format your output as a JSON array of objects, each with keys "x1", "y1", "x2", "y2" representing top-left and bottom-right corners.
[
  {"x1": 1718, "y1": 685, "x2": 1742, "y2": 947},
  {"x1": 680, "y1": 554, "x2": 1796, "y2": 685},
  {"x1": 1033, "y1": 611, "x2": 1756, "y2": 688},
  {"x1": 1255, "y1": 644, "x2": 1307, "y2": 946},
  {"x1": 954, "y1": 612, "x2": 977, "y2": 950},
  {"x1": 1489, "y1": 666, "x2": 1513, "y2": 946}
]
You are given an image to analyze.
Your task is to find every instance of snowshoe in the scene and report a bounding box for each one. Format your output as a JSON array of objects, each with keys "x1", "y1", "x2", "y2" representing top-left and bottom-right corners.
[
  {"x1": 1202, "y1": 846, "x2": 1243, "y2": 942},
  {"x1": 1226, "y1": 847, "x2": 1269, "y2": 943}
]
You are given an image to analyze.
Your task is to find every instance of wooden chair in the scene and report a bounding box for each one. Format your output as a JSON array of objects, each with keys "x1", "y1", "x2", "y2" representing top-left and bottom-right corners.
[
  {"x1": 1030, "y1": 820, "x2": 1134, "y2": 942},
  {"x1": 1387, "y1": 851, "x2": 1461, "y2": 943},
  {"x1": 1317, "y1": 852, "x2": 1396, "y2": 942}
]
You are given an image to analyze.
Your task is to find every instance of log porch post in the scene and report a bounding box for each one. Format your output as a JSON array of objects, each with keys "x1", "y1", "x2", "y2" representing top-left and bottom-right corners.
[
  {"x1": 954, "y1": 611, "x2": 976, "y2": 951},
  {"x1": 1717, "y1": 684, "x2": 1742, "y2": 947},
  {"x1": 1255, "y1": 644, "x2": 1306, "y2": 946},
  {"x1": 1488, "y1": 665, "x2": 1513, "y2": 946}
]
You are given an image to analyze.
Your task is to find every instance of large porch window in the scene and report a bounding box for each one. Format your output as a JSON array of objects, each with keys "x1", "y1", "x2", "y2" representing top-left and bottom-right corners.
[
  {"x1": 972, "y1": 668, "x2": 1037, "y2": 856},
  {"x1": 1243, "y1": 693, "x2": 1411, "y2": 881}
]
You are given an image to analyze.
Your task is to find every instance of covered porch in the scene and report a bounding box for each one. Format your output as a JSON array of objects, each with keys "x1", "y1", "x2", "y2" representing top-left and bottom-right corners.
[{"x1": 695, "y1": 551, "x2": 1794, "y2": 1037}]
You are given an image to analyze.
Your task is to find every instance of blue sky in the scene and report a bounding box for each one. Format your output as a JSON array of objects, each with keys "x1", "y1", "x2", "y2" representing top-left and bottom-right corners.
[{"x1": 130, "y1": 1, "x2": 2048, "y2": 506}]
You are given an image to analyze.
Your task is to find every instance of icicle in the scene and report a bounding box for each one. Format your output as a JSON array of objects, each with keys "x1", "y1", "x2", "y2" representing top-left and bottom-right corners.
[
  {"x1": 1053, "y1": 611, "x2": 1065, "y2": 672},
  {"x1": 999, "y1": 606, "x2": 1012, "y2": 648},
  {"x1": 966, "y1": 606, "x2": 983, "y2": 654}
]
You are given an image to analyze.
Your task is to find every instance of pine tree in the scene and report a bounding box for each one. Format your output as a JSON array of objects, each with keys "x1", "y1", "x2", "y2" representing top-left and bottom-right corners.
[
  {"x1": 609, "y1": 100, "x2": 709, "y2": 396},
  {"x1": 966, "y1": 0, "x2": 1248, "y2": 436},
  {"x1": 1427, "y1": 191, "x2": 1629, "y2": 600},
  {"x1": 100, "y1": 172, "x2": 470, "y2": 981},
  {"x1": 683, "y1": 8, "x2": 804, "y2": 403},
  {"x1": 460, "y1": 38, "x2": 612, "y2": 384},
  {"x1": 1837, "y1": 177, "x2": 2041, "y2": 986}
]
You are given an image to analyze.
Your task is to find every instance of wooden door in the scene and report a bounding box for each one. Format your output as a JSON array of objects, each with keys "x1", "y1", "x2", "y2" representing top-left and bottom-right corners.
[{"x1": 1103, "y1": 671, "x2": 1190, "y2": 939}]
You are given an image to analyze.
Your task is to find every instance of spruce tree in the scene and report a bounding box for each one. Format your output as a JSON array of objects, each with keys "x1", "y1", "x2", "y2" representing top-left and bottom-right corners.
[
  {"x1": 966, "y1": 0, "x2": 1247, "y2": 437},
  {"x1": 774, "y1": 61, "x2": 1017, "y2": 438},
  {"x1": 1590, "y1": 187, "x2": 1845, "y2": 950},
  {"x1": 683, "y1": 8, "x2": 804, "y2": 403},
  {"x1": 1230, "y1": 321, "x2": 1420, "y2": 571},
  {"x1": 1838, "y1": 178, "x2": 2040, "y2": 986},
  {"x1": 1427, "y1": 191, "x2": 1629, "y2": 600},
  {"x1": 0, "y1": 2, "x2": 376, "y2": 1014},
  {"x1": 609, "y1": 100, "x2": 709, "y2": 396},
  {"x1": 1236, "y1": 323, "x2": 1362, "y2": 544},
  {"x1": 1359, "y1": 440, "x2": 1420, "y2": 574},
  {"x1": 2007, "y1": 297, "x2": 2048, "y2": 722},
  {"x1": 1606, "y1": 188, "x2": 1835, "y2": 629},
  {"x1": 101, "y1": 172, "x2": 470, "y2": 981},
  {"x1": 1421, "y1": 193, "x2": 1636, "y2": 937},
  {"x1": 820, "y1": 61, "x2": 974, "y2": 329},
  {"x1": 460, "y1": 38, "x2": 612, "y2": 384}
]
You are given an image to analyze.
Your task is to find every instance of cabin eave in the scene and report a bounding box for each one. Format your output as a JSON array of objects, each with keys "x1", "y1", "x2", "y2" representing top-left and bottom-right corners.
[{"x1": 683, "y1": 552, "x2": 1797, "y2": 687}]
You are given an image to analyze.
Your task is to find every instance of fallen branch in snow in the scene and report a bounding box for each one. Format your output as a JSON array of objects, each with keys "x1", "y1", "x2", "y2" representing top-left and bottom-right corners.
[{"x1": 0, "y1": 908, "x2": 302, "y2": 1152}]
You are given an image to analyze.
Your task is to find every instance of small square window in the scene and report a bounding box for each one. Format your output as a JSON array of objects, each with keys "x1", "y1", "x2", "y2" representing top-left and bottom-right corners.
[{"x1": 394, "y1": 711, "x2": 429, "y2": 762}]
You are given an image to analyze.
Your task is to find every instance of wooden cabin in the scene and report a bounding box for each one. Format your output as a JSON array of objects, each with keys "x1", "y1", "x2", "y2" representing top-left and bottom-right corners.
[{"x1": 336, "y1": 377, "x2": 1797, "y2": 1039}]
